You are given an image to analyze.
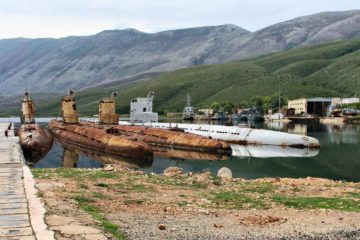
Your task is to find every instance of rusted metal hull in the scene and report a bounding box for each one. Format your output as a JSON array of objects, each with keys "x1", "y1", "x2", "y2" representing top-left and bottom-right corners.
[
  {"x1": 18, "y1": 124, "x2": 54, "y2": 161},
  {"x1": 107, "y1": 125, "x2": 232, "y2": 155},
  {"x1": 48, "y1": 120, "x2": 153, "y2": 159},
  {"x1": 119, "y1": 122, "x2": 320, "y2": 149},
  {"x1": 153, "y1": 147, "x2": 229, "y2": 161},
  {"x1": 56, "y1": 137, "x2": 153, "y2": 168}
]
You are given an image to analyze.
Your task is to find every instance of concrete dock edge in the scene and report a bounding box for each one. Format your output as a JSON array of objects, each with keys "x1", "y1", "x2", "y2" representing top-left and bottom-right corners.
[{"x1": 23, "y1": 165, "x2": 55, "y2": 240}]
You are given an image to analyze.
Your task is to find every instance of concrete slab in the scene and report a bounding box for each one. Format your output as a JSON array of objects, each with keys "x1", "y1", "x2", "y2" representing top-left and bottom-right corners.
[
  {"x1": 0, "y1": 203, "x2": 28, "y2": 209},
  {"x1": 0, "y1": 123, "x2": 53, "y2": 239},
  {"x1": 0, "y1": 214, "x2": 29, "y2": 222},
  {"x1": 0, "y1": 198, "x2": 27, "y2": 204},
  {"x1": 8, "y1": 236, "x2": 36, "y2": 240},
  {"x1": 0, "y1": 220, "x2": 30, "y2": 229},
  {"x1": 0, "y1": 227, "x2": 34, "y2": 237},
  {"x1": 0, "y1": 208, "x2": 28, "y2": 215}
]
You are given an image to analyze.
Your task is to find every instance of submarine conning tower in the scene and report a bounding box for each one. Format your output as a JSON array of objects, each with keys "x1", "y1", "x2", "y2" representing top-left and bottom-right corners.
[
  {"x1": 99, "y1": 92, "x2": 119, "y2": 125},
  {"x1": 61, "y1": 90, "x2": 79, "y2": 124},
  {"x1": 130, "y1": 91, "x2": 158, "y2": 123},
  {"x1": 21, "y1": 92, "x2": 36, "y2": 124}
]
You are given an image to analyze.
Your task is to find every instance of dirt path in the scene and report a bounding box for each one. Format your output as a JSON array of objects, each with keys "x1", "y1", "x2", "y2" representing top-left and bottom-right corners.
[{"x1": 32, "y1": 167, "x2": 360, "y2": 240}]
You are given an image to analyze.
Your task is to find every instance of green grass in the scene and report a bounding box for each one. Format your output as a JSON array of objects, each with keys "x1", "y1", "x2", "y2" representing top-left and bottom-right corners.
[
  {"x1": 345, "y1": 192, "x2": 360, "y2": 199},
  {"x1": 238, "y1": 182, "x2": 275, "y2": 194},
  {"x1": 31, "y1": 168, "x2": 119, "y2": 180},
  {"x1": 272, "y1": 195, "x2": 360, "y2": 212},
  {"x1": 92, "y1": 192, "x2": 110, "y2": 200},
  {"x1": 73, "y1": 195, "x2": 127, "y2": 240},
  {"x1": 5, "y1": 39, "x2": 360, "y2": 116},
  {"x1": 177, "y1": 201, "x2": 189, "y2": 207},
  {"x1": 146, "y1": 175, "x2": 208, "y2": 189},
  {"x1": 209, "y1": 191, "x2": 268, "y2": 209},
  {"x1": 95, "y1": 183, "x2": 110, "y2": 188}
]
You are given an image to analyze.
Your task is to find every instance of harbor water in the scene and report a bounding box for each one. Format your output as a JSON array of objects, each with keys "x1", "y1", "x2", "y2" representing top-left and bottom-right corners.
[{"x1": 2, "y1": 117, "x2": 359, "y2": 182}]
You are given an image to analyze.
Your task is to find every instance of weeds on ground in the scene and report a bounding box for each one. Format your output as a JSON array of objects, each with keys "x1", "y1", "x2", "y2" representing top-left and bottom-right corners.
[
  {"x1": 209, "y1": 191, "x2": 269, "y2": 210},
  {"x1": 272, "y1": 195, "x2": 360, "y2": 212},
  {"x1": 73, "y1": 195, "x2": 127, "y2": 240}
]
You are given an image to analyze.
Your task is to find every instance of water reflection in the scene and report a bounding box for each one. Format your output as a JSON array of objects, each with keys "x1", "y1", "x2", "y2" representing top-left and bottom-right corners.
[
  {"x1": 7, "y1": 118, "x2": 359, "y2": 182},
  {"x1": 153, "y1": 147, "x2": 229, "y2": 161},
  {"x1": 58, "y1": 139, "x2": 153, "y2": 168},
  {"x1": 230, "y1": 145, "x2": 319, "y2": 158}
]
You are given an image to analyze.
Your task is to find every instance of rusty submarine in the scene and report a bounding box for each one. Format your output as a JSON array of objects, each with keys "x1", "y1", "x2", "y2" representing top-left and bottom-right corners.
[{"x1": 17, "y1": 92, "x2": 54, "y2": 161}]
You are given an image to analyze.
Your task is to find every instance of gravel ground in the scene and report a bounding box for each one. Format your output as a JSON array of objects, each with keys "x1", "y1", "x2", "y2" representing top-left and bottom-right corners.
[
  {"x1": 33, "y1": 168, "x2": 360, "y2": 240},
  {"x1": 109, "y1": 210, "x2": 360, "y2": 240}
]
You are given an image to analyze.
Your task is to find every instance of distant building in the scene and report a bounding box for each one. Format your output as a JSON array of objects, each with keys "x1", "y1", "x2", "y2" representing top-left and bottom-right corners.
[
  {"x1": 288, "y1": 98, "x2": 307, "y2": 115},
  {"x1": 198, "y1": 108, "x2": 213, "y2": 116},
  {"x1": 331, "y1": 97, "x2": 359, "y2": 106},
  {"x1": 341, "y1": 97, "x2": 360, "y2": 105},
  {"x1": 288, "y1": 97, "x2": 332, "y2": 117}
]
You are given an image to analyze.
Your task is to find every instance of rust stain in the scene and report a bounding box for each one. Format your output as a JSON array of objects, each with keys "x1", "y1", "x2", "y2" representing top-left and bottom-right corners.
[
  {"x1": 49, "y1": 120, "x2": 153, "y2": 159},
  {"x1": 107, "y1": 125, "x2": 232, "y2": 154}
]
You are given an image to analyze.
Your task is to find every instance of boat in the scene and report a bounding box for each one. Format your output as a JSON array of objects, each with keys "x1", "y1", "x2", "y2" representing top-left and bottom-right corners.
[
  {"x1": 119, "y1": 93, "x2": 320, "y2": 149},
  {"x1": 246, "y1": 108, "x2": 265, "y2": 122},
  {"x1": 48, "y1": 91, "x2": 153, "y2": 159},
  {"x1": 183, "y1": 95, "x2": 195, "y2": 120},
  {"x1": 18, "y1": 92, "x2": 54, "y2": 161},
  {"x1": 269, "y1": 112, "x2": 284, "y2": 121}
]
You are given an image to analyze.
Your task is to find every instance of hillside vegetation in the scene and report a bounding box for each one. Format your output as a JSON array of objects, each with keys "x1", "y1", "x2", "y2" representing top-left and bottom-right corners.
[
  {"x1": 1, "y1": 39, "x2": 360, "y2": 117},
  {"x1": 0, "y1": 10, "x2": 359, "y2": 96}
]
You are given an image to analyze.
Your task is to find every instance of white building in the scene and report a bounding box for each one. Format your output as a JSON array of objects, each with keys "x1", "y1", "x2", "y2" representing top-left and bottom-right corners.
[
  {"x1": 129, "y1": 92, "x2": 158, "y2": 123},
  {"x1": 341, "y1": 97, "x2": 360, "y2": 105},
  {"x1": 331, "y1": 97, "x2": 359, "y2": 106}
]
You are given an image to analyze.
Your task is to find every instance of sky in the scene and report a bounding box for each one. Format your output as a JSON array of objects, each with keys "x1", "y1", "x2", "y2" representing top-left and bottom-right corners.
[{"x1": 0, "y1": 0, "x2": 359, "y2": 39}]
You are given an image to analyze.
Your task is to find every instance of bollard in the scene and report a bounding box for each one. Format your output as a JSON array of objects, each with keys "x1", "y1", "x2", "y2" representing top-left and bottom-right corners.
[{"x1": 5, "y1": 130, "x2": 8, "y2": 137}]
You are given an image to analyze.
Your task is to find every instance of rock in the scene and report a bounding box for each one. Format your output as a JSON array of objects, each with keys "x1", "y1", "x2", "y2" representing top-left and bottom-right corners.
[
  {"x1": 158, "y1": 224, "x2": 166, "y2": 230},
  {"x1": 214, "y1": 223, "x2": 224, "y2": 228},
  {"x1": 164, "y1": 167, "x2": 183, "y2": 177},
  {"x1": 199, "y1": 198, "x2": 212, "y2": 205},
  {"x1": 103, "y1": 165, "x2": 114, "y2": 171},
  {"x1": 43, "y1": 191, "x2": 55, "y2": 197},
  {"x1": 54, "y1": 225, "x2": 102, "y2": 235},
  {"x1": 46, "y1": 215, "x2": 76, "y2": 226},
  {"x1": 217, "y1": 167, "x2": 232, "y2": 179},
  {"x1": 193, "y1": 171, "x2": 212, "y2": 182}
]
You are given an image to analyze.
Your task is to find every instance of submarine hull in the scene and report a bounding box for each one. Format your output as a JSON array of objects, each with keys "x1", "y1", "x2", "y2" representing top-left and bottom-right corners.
[
  {"x1": 18, "y1": 124, "x2": 54, "y2": 161},
  {"x1": 48, "y1": 120, "x2": 153, "y2": 159},
  {"x1": 107, "y1": 125, "x2": 232, "y2": 155}
]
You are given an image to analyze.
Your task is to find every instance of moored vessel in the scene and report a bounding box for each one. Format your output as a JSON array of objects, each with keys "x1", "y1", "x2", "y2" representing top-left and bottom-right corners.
[
  {"x1": 119, "y1": 93, "x2": 320, "y2": 149},
  {"x1": 183, "y1": 95, "x2": 195, "y2": 120},
  {"x1": 18, "y1": 92, "x2": 54, "y2": 161},
  {"x1": 49, "y1": 91, "x2": 153, "y2": 159},
  {"x1": 106, "y1": 125, "x2": 232, "y2": 154}
]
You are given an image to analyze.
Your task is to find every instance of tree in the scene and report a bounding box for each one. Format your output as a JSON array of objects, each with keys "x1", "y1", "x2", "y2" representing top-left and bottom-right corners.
[{"x1": 211, "y1": 101, "x2": 220, "y2": 113}]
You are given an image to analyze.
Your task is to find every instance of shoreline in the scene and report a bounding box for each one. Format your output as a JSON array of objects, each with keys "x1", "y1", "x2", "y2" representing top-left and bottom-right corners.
[{"x1": 31, "y1": 166, "x2": 360, "y2": 239}]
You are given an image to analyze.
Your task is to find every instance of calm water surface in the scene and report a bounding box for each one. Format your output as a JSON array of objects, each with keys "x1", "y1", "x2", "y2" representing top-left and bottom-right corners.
[{"x1": 4, "y1": 117, "x2": 359, "y2": 182}]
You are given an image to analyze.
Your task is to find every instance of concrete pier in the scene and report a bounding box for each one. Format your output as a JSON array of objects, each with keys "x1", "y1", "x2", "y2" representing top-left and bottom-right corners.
[{"x1": 0, "y1": 123, "x2": 53, "y2": 240}]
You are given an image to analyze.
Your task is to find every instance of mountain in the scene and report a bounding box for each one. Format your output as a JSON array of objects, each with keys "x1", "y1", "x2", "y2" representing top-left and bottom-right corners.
[
  {"x1": 1, "y1": 38, "x2": 359, "y2": 117},
  {"x1": 0, "y1": 10, "x2": 360, "y2": 96}
]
